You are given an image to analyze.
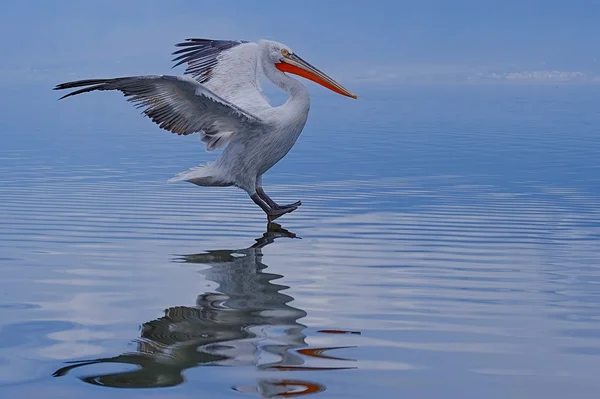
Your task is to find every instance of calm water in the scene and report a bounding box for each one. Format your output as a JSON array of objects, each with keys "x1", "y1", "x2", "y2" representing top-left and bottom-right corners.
[{"x1": 1, "y1": 85, "x2": 600, "y2": 398}]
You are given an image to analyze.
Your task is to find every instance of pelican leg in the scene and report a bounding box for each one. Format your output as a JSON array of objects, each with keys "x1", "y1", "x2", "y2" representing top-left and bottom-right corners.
[
  {"x1": 256, "y1": 186, "x2": 302, "y2": 210},
  {"x1": 250, "y1": 193, "x2": 298, "y2": 222},
  {"x1": 251, "y1": 193, "x2": 272, "y2": 213}
]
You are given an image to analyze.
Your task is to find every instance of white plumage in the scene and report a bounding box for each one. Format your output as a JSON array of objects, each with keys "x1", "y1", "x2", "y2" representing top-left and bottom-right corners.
[{"x1": 54, "y1": 38, "x2": 356, "y2": 222}]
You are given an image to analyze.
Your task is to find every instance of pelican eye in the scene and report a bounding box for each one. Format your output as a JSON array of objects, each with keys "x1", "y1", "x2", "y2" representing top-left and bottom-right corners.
[{"x1": 281, "y1": 49, "x2": 290, "y2": 57}]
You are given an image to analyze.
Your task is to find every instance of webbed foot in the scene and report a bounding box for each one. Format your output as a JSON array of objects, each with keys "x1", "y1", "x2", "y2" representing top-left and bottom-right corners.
[{"x1": 267, "y1": 205, "x2": 299, "y2": 223}]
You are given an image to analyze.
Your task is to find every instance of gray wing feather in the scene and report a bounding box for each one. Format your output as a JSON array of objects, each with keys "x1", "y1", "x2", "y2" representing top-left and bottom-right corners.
[
  {"x1": 54, "y1": 75, "x2": 262, "y2": 150},
  {"x1": 172, "y1": 38, "x2": 248, "y2": 83}
]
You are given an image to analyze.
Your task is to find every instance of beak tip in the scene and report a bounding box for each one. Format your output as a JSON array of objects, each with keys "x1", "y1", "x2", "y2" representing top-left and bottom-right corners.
[{"x1": 350, "y1": 93, "x2": 358, "y2": 99}]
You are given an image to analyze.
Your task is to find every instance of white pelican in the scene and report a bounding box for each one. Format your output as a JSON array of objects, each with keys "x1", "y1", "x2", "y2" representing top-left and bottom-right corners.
[{"x1": 54, "y1": 38, "x2": 357, "y2": 222}]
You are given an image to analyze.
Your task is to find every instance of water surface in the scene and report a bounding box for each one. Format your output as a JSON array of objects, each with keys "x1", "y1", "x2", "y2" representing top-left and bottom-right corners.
[{"x1": 1, "y1": 85, "x2": 600, "y2": 398}]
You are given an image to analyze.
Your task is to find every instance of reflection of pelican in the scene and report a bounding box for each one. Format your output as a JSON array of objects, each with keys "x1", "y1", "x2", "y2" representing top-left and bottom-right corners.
[{"x1": 53, "y1": 223, "x2": 358, "y2": 397}]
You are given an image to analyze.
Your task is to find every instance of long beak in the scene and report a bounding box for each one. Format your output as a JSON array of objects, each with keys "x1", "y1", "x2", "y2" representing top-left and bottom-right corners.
[{"x1": 275, "y1": 53, "x2": 357, "y2": 99}]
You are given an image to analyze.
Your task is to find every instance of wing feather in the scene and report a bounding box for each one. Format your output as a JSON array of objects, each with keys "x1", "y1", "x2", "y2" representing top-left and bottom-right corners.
[
  {"x1": 171, "y1": 38, "x2": 271, "y2": 113},
  {"x1": 172, "y1": 38, "x2": 248, "y2": 83},
  {"x1": 54, "y1": 75, "x2": 263, "y2": 151}
]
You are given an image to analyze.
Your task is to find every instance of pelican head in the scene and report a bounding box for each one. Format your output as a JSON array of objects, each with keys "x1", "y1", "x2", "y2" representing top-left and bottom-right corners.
[{"x1": 259, "y1": 40, "x2": 357, "y2": 99}]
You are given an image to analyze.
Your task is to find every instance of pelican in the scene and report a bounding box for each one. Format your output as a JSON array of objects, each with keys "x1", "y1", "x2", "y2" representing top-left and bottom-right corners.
[{"x1": 54, "y1": 38, "x2": 357, "y2": 222}]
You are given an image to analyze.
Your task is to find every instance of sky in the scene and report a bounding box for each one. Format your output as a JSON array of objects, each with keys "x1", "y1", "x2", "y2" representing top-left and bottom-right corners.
[{"x1": 1, "y1": 0, "x2": 599, "y2": 85}]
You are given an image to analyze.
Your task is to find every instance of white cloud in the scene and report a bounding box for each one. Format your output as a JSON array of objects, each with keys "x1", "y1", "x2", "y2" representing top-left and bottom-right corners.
[{"x1": 334, "y1": 63, "x2": 600, "y2": 85}]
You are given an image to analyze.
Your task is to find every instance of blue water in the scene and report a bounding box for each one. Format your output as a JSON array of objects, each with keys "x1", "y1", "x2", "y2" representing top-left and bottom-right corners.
[{"x1": 1, "y1": 84, "x2": 600, "y2": 398}]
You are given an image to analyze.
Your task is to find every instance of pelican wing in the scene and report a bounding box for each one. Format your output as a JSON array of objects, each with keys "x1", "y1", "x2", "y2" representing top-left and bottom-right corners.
[
  {"x1": 54, "y1": 75, "x2": 263, "y2": 151},
  {"x1": 172, "y1": 38, "x2": 249, "y2": 83},
  {"x1": 171, "y1": 38, "x2": 271, "y2": 113}
]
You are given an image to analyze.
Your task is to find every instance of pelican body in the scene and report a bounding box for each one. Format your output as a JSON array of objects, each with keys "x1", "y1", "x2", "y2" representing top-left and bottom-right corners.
[{"x1": 54, "y1": 39, "x2": 357, "y2": 222}]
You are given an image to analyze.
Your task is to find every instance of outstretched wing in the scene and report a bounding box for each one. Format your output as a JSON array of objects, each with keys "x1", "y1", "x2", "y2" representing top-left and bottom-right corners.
[
  {"x1": 171, "y1": 38, "x2": 271, "y2": 113},
  {"x1": 54, "y1": 75, "x2": 263, "y2": 151},
  {"x1": 172, "y1": 38, "x2": 248, "y2": 83}
]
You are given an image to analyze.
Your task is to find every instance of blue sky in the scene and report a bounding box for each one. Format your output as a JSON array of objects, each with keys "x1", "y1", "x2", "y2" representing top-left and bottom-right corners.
[{"x1": 1, "y1": 0, "x2": 599, "y2": 84}]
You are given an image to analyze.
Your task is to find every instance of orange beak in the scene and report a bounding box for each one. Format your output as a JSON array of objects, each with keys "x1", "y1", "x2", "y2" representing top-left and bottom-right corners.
[{"x1": 275, "y1": 53, "x2": 357, "y2": 99}]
